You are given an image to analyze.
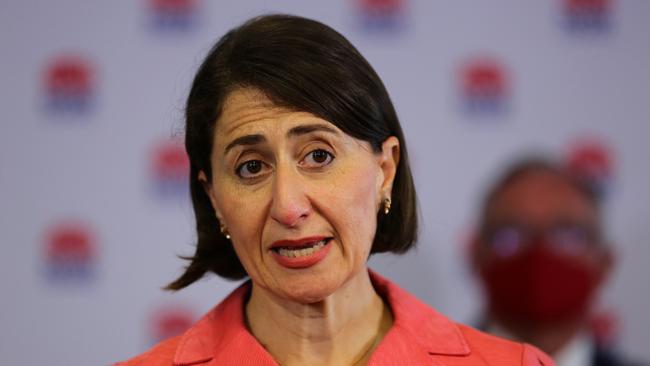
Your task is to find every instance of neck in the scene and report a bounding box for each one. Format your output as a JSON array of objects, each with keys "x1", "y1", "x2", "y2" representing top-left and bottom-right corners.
[
  {"x1": 492, "y1": 314, "x2": 587, "y2": 355},
  {"x1": 245, "y1": 269, "x2": 392, "y2": 366}
]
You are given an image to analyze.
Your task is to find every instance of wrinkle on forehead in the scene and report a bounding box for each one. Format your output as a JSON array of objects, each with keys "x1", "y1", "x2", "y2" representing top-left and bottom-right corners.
[
  {"x1": 218, "y1": 88, "x2": 290, "y2": 137},
  {"x1": 214, "y1": 87, "x2": 373, "y2": 154}
]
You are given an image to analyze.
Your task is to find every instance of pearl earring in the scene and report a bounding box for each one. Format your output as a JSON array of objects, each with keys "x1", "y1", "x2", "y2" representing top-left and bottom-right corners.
[
  {"x1": 220, "y1": 224, "x2": 231, "y2": 240},
  {"x1": 383, "y1": 198, "x2": 392, "y2": 215}
]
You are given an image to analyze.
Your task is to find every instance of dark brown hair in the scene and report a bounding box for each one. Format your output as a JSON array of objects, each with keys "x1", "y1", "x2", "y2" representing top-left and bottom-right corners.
[{"x1": 166, "y1": 14, "x2": 417, "y2": 289}]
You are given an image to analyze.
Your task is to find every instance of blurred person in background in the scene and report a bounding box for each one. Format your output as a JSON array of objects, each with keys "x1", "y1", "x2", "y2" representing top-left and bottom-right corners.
[{"x1": 471, "y1": 157, "x2": 643, "y2": 366}]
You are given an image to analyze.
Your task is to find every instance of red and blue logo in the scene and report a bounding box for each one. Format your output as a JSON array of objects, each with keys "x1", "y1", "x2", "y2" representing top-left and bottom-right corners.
[
  {"x1": 43, "y1": 56, "x2": 95, "y2": 114},
  {"x1": 355, "y1": 0, "x2": 407, "y2": 32},
  {"x1": 565, "y1": 138, "x2": 614, "y2": 199},
  {"x1": 148, "y1": 0, "x2": 200, "y2": 33},
  {"x1": 149, "y1": 304, "x2": 195, "y2": 344},
  {"x1": 459, "y1": 58, "x2": 509, "y2": 116},
  {"x1": 563, "y1": 0, "x2": 612, "y2": 33},
  {"x1": 43, "y1": 221, "x2": 97, "y2": 283},
  {"x1": 150, "y1": 138, "x2": 190, "y2": 199}
]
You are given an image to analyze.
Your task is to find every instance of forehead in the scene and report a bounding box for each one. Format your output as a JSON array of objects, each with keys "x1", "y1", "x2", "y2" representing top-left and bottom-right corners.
[
  {"x1": 487, "y1": 170, "x2": 596, "y2": 223},
  {"x1": 216, "y1": 88, "x2": 324, "y2": 138}
]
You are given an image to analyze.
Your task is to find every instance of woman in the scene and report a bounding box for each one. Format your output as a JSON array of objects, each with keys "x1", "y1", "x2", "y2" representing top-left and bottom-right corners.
[{"x1": 117, "y1": 14, "x2": 554, "y2": 366}]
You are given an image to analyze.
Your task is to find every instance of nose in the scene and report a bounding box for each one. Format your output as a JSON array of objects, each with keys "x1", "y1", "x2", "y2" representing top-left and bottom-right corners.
[{"x1": 269, "y1": 165, "x2": 311, "y2": 228}]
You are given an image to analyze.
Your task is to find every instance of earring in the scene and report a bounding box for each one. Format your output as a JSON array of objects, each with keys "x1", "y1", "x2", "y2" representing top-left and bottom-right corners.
[
  {"x1": 220, "y1": 224, "x2": 231, "y2": 240},
  {"x1": 383, "y1": 198, "x2": 391, "y2": 215}
]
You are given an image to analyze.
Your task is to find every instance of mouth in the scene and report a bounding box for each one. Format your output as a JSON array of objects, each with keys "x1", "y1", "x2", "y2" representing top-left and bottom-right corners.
[
  {"x1": 271, "y1": 238, "x2": 331, "y2": 258},
  {"x1": 269, "y1": 237, "x2": 333, "y2": 269}
]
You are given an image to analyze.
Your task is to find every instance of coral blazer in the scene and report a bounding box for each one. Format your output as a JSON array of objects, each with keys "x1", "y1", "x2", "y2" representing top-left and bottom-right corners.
[{"x1": 116, "y1": 271, "x2": 554, "y2": 365}]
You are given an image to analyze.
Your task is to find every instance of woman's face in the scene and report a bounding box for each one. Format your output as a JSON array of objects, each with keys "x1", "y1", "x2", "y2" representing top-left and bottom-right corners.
[{"x1": 200, "y1": 88, "x2": 399, "y2": 303}]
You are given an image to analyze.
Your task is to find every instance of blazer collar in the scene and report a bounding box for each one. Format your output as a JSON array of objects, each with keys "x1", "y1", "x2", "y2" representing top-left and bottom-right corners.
[
  {"x1": 172, "y1": 282, "x2": 251, "y2": 365},
  {"x1": 369, "y1": 270, "x2": 471, "y2": 357},
  {"x1": 173, "y1": 270, "x2": 471, "y2": 365}
]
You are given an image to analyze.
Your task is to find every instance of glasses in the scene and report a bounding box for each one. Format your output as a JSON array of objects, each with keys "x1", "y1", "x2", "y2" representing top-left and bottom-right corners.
[{"x1": 482, "y1": 223, "x2": 601, "y2": 258}]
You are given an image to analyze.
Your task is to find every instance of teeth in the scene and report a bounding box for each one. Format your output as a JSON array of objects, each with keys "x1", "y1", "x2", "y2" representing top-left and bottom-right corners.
[{"x1": 277, "y1": 240, "x2": 327, "y2": 258}]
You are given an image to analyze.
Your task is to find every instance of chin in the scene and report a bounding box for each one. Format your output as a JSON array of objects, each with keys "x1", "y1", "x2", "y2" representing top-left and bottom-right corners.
[{"x1": 277, "y1": 271, "x2": 344, "y2": 304}]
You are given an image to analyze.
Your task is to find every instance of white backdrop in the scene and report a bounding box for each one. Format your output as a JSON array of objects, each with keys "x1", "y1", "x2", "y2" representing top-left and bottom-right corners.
[{"x1": 1, "y1": 1, "x2": 649, "y2": 365}]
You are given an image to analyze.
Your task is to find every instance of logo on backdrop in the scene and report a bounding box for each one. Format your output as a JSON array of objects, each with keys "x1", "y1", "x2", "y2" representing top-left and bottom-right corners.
[
  {"x1": 148, "y1": 0, "x2": 200, "y2": 32},
  {"x1": 563, "y1": 0, "x2": 612, "y2": 33},
  {"x1": 43, "y1": 56, "x2": 95, "y2": 115},
  {"x1": 565, "y1": 138, "x2": 614, "y2": 199},
  {"x1": 149, "y1": 304, "x2": 195, "y2": 344},
  {"x1": 459, "y1": 58, "x2": 509, "y2": 117},
  {"x1": 43, "y1": 221, "x2": 97, "y2": 283},
  {"x1": 150, "y1": 138, "x2": 190, "y2": 199},
  {"x1": 355, "y1": 0, "x2": 407, "y2": 32}
]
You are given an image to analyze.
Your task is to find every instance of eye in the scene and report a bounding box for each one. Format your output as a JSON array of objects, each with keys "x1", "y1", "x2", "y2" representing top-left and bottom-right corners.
[
  {"x1": 236, "y1": 160, "x2": 269, "y2": 179},
  {"x1": 547, "y1": 225, "x2": 595, "y2": 256},
  {"x1": 301, "y1": 149, "x2": 334, "y2": 168},
  {"x1": 486, "y1": 225, "x2": 526, "y2": 258}
]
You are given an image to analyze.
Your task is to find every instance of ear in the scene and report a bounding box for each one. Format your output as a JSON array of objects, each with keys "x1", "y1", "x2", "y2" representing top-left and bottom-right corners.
[
  {"x1": 596, "y1": 242, "x2": 616, "y2": 285},
  {"x1": 466, "y1": 229, "x2": 485, "y2": 276},
  {"x1": 377, "y1": 136, "x2": 400, "y2": 200},
  {"x1": 198, "y1": 170, "x2": 223, "y2": 221}
]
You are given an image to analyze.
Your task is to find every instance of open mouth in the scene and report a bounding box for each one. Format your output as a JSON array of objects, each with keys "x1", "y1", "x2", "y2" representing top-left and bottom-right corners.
[{"x1": 272, "y1": 238, "x2": 331, "y2": 258}]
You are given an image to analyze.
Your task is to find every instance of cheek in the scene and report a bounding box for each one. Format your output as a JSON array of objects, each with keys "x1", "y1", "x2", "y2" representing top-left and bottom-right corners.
[
  {"x1": 214, "y1": 181, "x2": 269, "y2": 258},
  {"x1": 349, "y1": 174, "x2": 380, "y2": 222},
  {"x1": 324, "y1": 162, "x2": 380, "y2": 252}
]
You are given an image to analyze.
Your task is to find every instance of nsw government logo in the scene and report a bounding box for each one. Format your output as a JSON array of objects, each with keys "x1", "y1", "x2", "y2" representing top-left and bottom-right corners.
[
  {"x1": 150, "y1": 138, "x2": 190, "y2": 199},
  {"x1": 43, "y1": 56, "x2": 95, "y2": 115},
  {"x1": 355, "y1": 0, "x2": 407, "y2": 32},
  {"x1": 565, "y1": 138, "x2": 613, "y2": 199},
  {"x1": 42, "y1": 221, "x2": 97, "y2": 283},
  {"x1": 562, "y1": 0, "x2": 612, "y2": 33},
  {"x1": 148, "y1": 0, "x2": 200, "y2": 33},
  {"x1": 458, "y1": 58, "x2": 509, "y2": 117},
  {"x1": 148, "y1": 304, "x2": 195, "y2": 345}
]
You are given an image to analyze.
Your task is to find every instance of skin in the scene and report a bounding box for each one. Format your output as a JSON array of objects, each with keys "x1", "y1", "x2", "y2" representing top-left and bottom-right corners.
[
  {"x1": 199, "y1": 88, "x2": 399, "y2": 365},
  {"x1": 473, "y1": 169, "x2": 613, "y2": 355}
]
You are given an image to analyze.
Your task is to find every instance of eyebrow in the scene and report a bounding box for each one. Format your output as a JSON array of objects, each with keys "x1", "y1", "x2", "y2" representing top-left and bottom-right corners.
[
  {"x1": 287, "y1": 124, "x2": 339, "y2": 137},
  {"x1": 223, "y1": 123, "x2": 339, "y2": 155},
  {"x1": 224, "y1": 134, "x2": 266, "y2": 155}
]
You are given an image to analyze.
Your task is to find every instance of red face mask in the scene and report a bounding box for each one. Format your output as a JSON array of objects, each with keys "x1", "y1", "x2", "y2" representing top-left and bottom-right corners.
[{"x1": 480, "y1": 243, "x2": 603, "y2": 325}]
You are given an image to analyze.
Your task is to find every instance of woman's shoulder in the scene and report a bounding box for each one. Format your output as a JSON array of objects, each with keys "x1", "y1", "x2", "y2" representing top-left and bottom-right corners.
[
  {"x1": 370, "y1": 270, "x2": 554, "y2": 365},
  {"x1": 113, "y1": 336, "x2": 181, "y2": 366},
  {"x1": 454, "y1": 323, "x2": 555, "y2": 366},
  {"x1": 113, "y1": 283, "x2": 252, "y2": 366}
]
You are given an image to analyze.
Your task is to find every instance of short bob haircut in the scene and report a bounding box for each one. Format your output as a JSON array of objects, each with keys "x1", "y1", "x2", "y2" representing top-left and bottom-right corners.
[{"x1": 167, "y1": 14, "x2": 417, "y2": 289}]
